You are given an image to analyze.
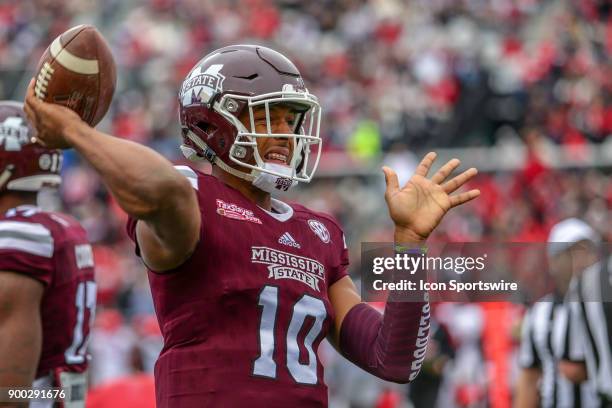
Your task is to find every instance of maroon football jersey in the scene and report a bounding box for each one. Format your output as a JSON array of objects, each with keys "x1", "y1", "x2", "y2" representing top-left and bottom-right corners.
[
  {"x1": 126, "y1": 166, "x2": 349, "y2": 407},
  {"x1": 0, "y1": 205, "x2": 96, "y2": 379}
]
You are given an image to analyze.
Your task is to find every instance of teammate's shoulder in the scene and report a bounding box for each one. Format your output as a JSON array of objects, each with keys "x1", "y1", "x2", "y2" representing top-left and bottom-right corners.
[
  {"x1": 41, "y1": 211, "x2": 84, "y2": 232},
  {"x1": 1, "y1": 206, "x2": 87, "y2": 241},
  {"x1": 0, "y1": 208, "x2": 57, "y2": 258},
  {"x1": 3, "y1": 206, "x2": 68, "y2": 226}
]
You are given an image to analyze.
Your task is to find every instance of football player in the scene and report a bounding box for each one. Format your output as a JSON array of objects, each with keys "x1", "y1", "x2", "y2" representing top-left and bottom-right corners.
[
  {"x1": 24, "y1": 45, "x2": 480, "y2": 407},
  {"x1": 0, "y1": 101, "x2": 96, "y2": 407}
]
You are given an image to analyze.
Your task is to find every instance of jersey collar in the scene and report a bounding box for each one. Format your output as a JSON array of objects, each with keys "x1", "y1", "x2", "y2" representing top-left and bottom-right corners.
[{"x1": 259, "y1": 198, "x2": 293, "y2": 222}]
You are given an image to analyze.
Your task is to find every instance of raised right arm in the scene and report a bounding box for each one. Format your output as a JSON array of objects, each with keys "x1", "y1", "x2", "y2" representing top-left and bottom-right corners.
[{"x1": 24, "y1": 82, "x2": 200, "y2": 271}]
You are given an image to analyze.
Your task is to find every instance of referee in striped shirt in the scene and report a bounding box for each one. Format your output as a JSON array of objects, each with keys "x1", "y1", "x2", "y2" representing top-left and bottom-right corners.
[
  {"x1": 516, "y1": 218, "x2": 601, "y2": 408},
  {"x1": 561, "y1": 238, "x2": 612, "y2": 405}
]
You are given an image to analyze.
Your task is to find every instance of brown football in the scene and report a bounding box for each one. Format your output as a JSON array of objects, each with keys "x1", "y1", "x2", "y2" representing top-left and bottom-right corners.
[{"x1": 34, "y1": 24, "x2": 116, "y2": 127}]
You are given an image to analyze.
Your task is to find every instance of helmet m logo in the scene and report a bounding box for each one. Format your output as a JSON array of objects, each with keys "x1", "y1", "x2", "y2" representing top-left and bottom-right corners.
[
  {"x1": 181, "y1": 64, "x2": 225, "y2": 106},
  {"x1": 0, "y1": 117, "x2": 29, "y2": 151}
]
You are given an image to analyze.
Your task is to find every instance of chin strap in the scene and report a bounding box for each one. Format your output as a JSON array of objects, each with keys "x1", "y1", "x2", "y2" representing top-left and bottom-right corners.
[
  {"x1": 215, "y1": 155, "x2": 256, "y2": 181},
  {"x1": 183, "y1": 130, "x2": 255, "y2": 182}
]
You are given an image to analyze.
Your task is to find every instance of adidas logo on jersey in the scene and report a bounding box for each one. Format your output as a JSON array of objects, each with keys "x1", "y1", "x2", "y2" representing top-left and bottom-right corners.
[{"x1": 278, "y1": 232, "x2": 301, "y2": 249}]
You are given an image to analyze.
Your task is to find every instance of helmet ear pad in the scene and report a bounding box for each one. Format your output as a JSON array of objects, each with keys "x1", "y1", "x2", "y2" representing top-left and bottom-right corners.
[
  {"x1": 181, "y1": 103, "x2": 261, "y2": 173},
  {"x1": 181, "y1": 104, "x2": 232, "y2": 158}
]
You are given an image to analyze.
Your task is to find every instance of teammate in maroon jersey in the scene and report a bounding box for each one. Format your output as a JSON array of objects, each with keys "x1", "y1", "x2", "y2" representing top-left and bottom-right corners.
[
  {"x1": 24, "y1": 45, "x2": 480, "y2": 407},
  {"x1": 0, "y1": 101, "x2": 95, "y2": 407}
]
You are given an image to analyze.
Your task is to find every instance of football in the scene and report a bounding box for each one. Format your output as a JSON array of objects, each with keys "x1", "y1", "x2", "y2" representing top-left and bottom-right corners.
[{"x1": 34, "y1": 24, "x2": 116, "y2": 127}]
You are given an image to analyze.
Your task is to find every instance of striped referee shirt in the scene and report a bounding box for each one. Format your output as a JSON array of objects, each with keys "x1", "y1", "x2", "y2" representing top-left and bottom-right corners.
[
  {"x1": 519, "y1": 294, "x2": 601, "y2": 407},
  {"x1": 566, "y1": 256, "x2": 612, "y2": 403}
]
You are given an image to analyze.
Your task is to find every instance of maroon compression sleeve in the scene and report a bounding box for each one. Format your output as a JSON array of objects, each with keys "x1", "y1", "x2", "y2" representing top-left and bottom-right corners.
[{"x1": 339, "y1": 294, "x2": 430, "y2": 383}]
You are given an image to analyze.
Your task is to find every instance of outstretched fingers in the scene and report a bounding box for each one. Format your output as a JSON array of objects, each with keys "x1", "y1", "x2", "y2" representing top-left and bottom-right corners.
[
  {"x1": 449, "y1": 189, "x2": 480, "y2": 208},
  {"x1": 382, "y1": 166, "x2": 400, "y2": 199},
  {"x1": 431, "y1": 158, "x2": 460, "y2": 185},
  {"x1": 442, "y1": 167, "x2": 478, "y2": 194},
  {"x1": 414, "y1": 152, "x2": 437, "y2": 177}
]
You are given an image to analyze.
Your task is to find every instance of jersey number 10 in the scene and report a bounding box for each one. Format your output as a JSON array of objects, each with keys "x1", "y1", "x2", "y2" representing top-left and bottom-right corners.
[{"x1": 253, "y1": 285, "x2": 326, "y2": 385}]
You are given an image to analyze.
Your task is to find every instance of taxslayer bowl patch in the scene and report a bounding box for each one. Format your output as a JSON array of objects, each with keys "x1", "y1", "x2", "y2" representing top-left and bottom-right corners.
[{"x1": 216, "y1": 199, "x2": 262, "y2": 224}]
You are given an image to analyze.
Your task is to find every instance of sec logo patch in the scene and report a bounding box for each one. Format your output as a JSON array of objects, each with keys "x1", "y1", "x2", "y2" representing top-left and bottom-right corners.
[{"x1": 308, "y1": 220, "x2": 330, "y2": 243}]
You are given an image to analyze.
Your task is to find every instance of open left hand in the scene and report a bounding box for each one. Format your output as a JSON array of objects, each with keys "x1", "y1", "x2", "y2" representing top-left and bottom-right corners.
[{"x1": 383, "y1": 152, "x2": 480, "y2": 241}]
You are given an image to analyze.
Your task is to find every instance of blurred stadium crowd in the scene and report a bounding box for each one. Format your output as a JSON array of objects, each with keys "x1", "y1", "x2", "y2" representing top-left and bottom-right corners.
[{"x1": 1, "y1": 0, "x2": 611, "y2": 406}]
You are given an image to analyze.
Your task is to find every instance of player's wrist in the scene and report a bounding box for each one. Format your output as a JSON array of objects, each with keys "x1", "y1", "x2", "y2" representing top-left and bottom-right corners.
[
  {"x1": 62, "y1": 119, "x2": 90, "y2": 148},
  {"x1": 393, "y1": 226, "x2": 427, "y2": 244}
]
